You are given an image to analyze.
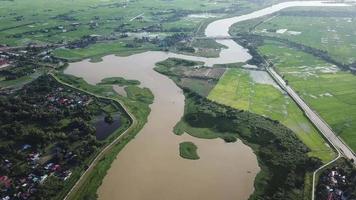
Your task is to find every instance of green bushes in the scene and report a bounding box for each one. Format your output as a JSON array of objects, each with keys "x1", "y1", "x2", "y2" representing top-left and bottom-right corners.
[{"x1": 179, "y1": 142, "x2": 200, "y2": 160}]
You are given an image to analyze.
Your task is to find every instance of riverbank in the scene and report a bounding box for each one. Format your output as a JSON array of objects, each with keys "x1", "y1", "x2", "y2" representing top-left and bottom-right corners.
[{"x1": 50, "y1": 73, "x2": 154, "y2": 200}]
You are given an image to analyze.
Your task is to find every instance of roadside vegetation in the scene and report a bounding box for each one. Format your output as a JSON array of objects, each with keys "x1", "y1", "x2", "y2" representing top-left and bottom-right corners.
[
  {"x1": 229, "y1": 6, "x2": 356, "y2": 151},
  {"x1": 229, "y1": 7, "x2": 356, "y2": 151},
  {"x1": 179, "y1": 142, "x2": 200, "y2": 160},
  {"x1": 208, "y1": 68, "x2": 335, "y2": 162},
  {"x1": 258, "y1": 41, "x2": 356, "y2": 151},
  {"x1": 228, "y1": 7, "x2": 356, "y2": 199}
]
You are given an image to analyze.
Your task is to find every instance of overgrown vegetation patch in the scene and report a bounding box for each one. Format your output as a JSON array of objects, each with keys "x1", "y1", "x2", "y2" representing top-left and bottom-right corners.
[
  {"x1": 179, "y1": 142, "x2": 200, "y2": 160},
  {"x1": 155, "y1": 58, "x2": 225, "y2": 96}
]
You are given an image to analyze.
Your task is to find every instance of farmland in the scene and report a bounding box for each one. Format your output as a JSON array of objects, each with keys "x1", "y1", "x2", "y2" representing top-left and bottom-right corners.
[
  {"x1": 208, "y1": 68, "x2": 335, "y2": 162},
  {"x1": 229, "y1": 5, "x2": 356, "y2": 152},
  {"x1": 259, "y1": 40, "x2": 356, "y2": 151},
  {"x1": 249, "y1": 7, "x2": 356, "y2": 65},
  {"x1": 0, "y1": 0, "x2": 269, "y2": 61}
]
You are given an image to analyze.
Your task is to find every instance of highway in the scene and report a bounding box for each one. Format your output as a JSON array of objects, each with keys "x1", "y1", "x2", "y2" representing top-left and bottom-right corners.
[{"x1": 266, "y1": 67, "x2": 356, "y2": 163}]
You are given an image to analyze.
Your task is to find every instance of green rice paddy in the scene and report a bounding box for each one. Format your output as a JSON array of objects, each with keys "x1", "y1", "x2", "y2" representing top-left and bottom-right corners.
[
  {"x1": 208, "y1": 68, "x2": 335, "y2": 162},
  {"x1": 259, "y1": 41, "x2": 356, "y2": 152}
]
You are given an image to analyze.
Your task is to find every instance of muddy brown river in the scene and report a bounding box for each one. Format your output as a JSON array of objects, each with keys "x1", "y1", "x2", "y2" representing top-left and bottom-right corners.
[
  {"x1": 64, "y1": 1, "x2": 349, "y2": 200},
  {"x1": 66, "y1": 52, "x2": 259, "y2": 200}
]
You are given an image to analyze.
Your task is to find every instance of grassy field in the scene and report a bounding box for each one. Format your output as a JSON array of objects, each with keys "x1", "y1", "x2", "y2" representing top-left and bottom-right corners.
[
  {"x1": 179, "y1": 142, "x2": 200, "y2": 160},
  {"x1": 155, "y1": 58, "x2": 222, "y2": 97},
  {"x1": 208, "y1": 68, "x2": 334, "y2": 162},
  {"x1": 53, "y1": 41, "x2": 157, "y2": 61},
  {"x1": 249, "y1": 7, "x2": 356, "y2": 65},
  {"x1": 0, "y1": 0, "x2": 263, "y2": 46},
  {"x1": 0, "y1": 0, "x2": 290, "y2": 62},
  {"x1": 259, "y1": 41, "x2": 356, "y2": 151}
]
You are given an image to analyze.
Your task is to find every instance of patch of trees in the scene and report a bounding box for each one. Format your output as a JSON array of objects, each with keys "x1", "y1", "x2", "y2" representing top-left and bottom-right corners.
[
  {"x1": 182, "y1": 89, "x2": 323, "y2": 200},
  {"x1": 0, "y1": 75, "x2": 119, "y2": 198},
  {"x1": 67, "y1": 35, "x2": 98, "y2": 49},
  {"x1": 0, "y1": 64, "x2": 38, "y2": 80},
  {"x1": 52, "y1": 12, "x2": 77, "y2": 21},
  {"x1": 234, "y1": 33, "x2": 356, "y2": 71},
  {"x1": 232, "y1": 34, "x2": 266, "y2": 67},
  {"x1": 159, "y1": 33, "x2": 189, "y2": 48}
]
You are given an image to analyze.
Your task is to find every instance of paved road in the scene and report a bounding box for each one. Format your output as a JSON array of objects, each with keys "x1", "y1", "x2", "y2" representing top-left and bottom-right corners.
[{"x1": 266, "y1": 67, "x2": 356, "y2": 162}]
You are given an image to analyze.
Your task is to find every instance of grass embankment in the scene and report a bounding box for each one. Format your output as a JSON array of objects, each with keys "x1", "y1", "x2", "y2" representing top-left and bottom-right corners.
[
  {"x1": 98, "y1": 77, "x2": 140, "y2": 86},
  {"x1": 52, "y1": 73, "x2": 153, "y2": 200},
  {"x1": 259, "y1": 40, "x2": 356, "y2": 152},
  {"x1": 179, "y1": 142, "x2": 200, "y2": 160},
  {"x1": 53, "y1": 42, "x2": 157, "y2": 62},
  {"x1": 208, "y1": 68, "x2": 334, "y2": 162}
]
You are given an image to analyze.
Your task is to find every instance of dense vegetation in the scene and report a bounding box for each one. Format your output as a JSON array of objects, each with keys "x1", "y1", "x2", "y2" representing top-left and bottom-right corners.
[
  {"x1": 98, "y1": 77, "x2": 140, "y2": 86},
  {"x1": 155, "y1": 58, "x2": 224, "y2": 97},
  {"x1": 0, "y1": 75, "x2": 130, "y2": 199},
  {"x1": 179, "y1": 142, "x2": 200, "y2": 160},
  {"x1": 178, "y1": 89, "x2": 323, "y2": 200},
  {"x1": 52, "y1": 73, "x2": 154, "y2": 200}
]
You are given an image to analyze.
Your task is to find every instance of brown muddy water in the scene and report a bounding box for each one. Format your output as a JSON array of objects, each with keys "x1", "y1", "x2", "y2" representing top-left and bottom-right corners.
[
  {"x1": 64, "y1": 1, "x2": 350, "y2": 200},
  {"x1": 65, "y1": 53, "x2": 259, "y2": 200}
]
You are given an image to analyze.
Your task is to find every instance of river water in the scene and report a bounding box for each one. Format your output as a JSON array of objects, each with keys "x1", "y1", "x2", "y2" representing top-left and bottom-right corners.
[{"x1": 64, "y1": 1, "x2": 349, "y2": 200}]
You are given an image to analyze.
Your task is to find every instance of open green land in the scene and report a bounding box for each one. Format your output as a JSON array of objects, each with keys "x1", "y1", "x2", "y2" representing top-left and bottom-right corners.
[
  {"x1": 155, "y1": 58, "x2": 224, "y2": 97},
  {"x1": 0, "y1": 0, "x2": 288, "y2": 61},
  {"x1": 208, "y1": 68, "x2": 334, "y2": 162},
  {"x1": 179, "y1": 142, "x2": 199, "y2": 160},
  {"x1": 53, "y1": 42, "x2": 157, "y2": 61},
  {"x1": 259, "y1": 40, "x2": 356, "y2": 152},
  {"x1": 249, "y1": 7, "x2": 356, "y2": 65}
]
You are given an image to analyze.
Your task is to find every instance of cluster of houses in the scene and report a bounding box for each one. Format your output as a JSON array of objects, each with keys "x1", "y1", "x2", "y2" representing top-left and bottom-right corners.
[
  {"x1": 0, "y1": 52, "x2": 10, "y2": 68},
  {"x1": 0, "y1": 146, "x2": 74, "y2": 200},
  {"x1": 45, "y1": 87, "x2": 91, "y2": 111},
  {"x1": 319, "y1": 168, "x2": 352, "y2": 200},
  {"x1": 0, "y1": 48, "x2": 60, "y2": 72}
]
